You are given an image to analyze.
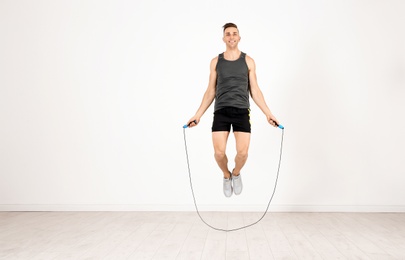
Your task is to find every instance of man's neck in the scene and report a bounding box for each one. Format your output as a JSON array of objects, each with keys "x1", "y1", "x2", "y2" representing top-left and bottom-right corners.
[{"x1": 224, "y1": 48, "x2": 241, "y2": 61}]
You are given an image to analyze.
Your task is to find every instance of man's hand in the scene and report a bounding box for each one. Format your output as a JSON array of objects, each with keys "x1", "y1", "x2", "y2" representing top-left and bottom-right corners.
[
  {"x1": 186, "y1": 118, "x2": 199, "y2": 128},
  {"x1": 266, "y1": 114, "x2": 280, "y2": 127}
]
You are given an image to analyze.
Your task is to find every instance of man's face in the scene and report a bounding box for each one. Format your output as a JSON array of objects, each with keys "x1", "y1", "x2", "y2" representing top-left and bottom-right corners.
[{"x1": 223, "y1": 27, "x2": 240, "y2": 47}]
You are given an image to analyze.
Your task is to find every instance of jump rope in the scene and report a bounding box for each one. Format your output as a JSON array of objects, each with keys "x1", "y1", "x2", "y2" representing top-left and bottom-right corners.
[{"x1": 182, "y1": 120, "x2": 285, "y2": 232}]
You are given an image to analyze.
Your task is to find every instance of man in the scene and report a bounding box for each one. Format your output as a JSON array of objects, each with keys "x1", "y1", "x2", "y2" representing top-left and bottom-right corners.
[{"x1": 186, "y1": 23, "x2": 280, "y2": 197}]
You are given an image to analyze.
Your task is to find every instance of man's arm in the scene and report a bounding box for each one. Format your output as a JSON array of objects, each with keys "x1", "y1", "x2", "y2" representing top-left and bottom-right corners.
[
  {"x1": 186, "y1": 57, "x2": 218, "y2": 127},
  {"x1": 246, "y1": 55, "x2": 279, "y2": 127}
]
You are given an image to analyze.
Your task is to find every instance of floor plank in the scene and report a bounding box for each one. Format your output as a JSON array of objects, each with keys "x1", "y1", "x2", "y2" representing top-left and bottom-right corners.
[
  {"x1": 200, "y1": 212, "x2": 227, "y2": 260},
  {"x1": 226, "y1": 212, "x2": 249, "y2": 260},
  {"x1": 261, "y1": 213, "x2": 299, "y2": 259},
  {"x1": 175, "y1": 212, "x2": 211, "y2": 260},
  {"x1": 243, "y1": 212, "x2": 274, "y2": 260}
]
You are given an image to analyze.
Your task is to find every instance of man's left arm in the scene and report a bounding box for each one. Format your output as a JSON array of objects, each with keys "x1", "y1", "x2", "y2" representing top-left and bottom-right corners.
[{"x1": 246, "y1": 55, "x2": 279, "y2": 127}]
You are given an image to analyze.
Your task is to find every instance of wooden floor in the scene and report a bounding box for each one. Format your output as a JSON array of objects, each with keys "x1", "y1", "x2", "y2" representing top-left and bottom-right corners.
[{"x1": 1, "y1": 212, "x2": 405, "y2": 259}]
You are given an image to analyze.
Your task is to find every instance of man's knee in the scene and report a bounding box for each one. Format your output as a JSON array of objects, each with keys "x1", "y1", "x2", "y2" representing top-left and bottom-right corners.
[
  {"x1": 236, "y1": 150, "x2": 248, "y2": 160},
  {"x1": 214, "y1": 151, "x2": 227, "y2": 160}
]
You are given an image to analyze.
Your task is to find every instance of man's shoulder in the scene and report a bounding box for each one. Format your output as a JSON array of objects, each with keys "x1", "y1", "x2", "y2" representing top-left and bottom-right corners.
[
  {"x1": 210, "y1": 56, "x2": 219, "y2": 65},
  {"x1": 208, "y1": 56, "x2": 219, "y2": 71},
  {"x1": 245, "y1": 54, "x2": 255, "y2": 67},
  {"x1": 245, "y1": 54, "x2": 254, "y2": 62},
  {"x1": 243, "y1": 54, "x2": 256, "y2": 72}
]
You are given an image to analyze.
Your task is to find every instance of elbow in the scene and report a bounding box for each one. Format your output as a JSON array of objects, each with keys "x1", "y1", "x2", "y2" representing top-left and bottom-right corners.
[
  {"x1": 207, "y1": 89, "x2": 216, "y2": 100},
  {"x1": 250, "y1": 90, "x2": 258, "y2": 100}
]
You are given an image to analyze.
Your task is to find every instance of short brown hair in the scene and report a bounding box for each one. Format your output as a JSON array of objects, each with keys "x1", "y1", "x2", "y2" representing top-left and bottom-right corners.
[{"x1": 223, "y1": 23, "x2": 238, "y2": 32}]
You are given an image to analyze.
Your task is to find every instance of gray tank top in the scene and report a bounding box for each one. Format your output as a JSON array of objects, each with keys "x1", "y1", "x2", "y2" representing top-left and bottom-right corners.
[{"x1": 214, "y1": 52, "x2": 250, "y2": 111}]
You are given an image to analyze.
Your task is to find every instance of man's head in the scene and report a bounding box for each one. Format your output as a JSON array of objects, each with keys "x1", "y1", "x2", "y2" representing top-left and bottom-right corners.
[
  {"x1": 223, "y1": 23, "x2": 238, "y2": 33},
  {"x1": 222, "y1": 23, "x2": 240, "y2": 48}
]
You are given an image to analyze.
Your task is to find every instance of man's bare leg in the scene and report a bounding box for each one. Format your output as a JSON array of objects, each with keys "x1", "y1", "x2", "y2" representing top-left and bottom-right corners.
[
  {"x1": 212, "y1": 131, "x2": 231, "y2": 179},
  {"x1": 233, "y1": 131, "x2": 251, "y2": 176}
]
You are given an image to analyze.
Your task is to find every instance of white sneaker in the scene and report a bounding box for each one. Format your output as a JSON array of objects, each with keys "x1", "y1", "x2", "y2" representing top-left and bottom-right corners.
[
  {"x1": 223, "y1": 177, "x2": 233, "y2": 197},
  {"x1": 232, "y1": 174, "x2": 243, "y2": 195}
]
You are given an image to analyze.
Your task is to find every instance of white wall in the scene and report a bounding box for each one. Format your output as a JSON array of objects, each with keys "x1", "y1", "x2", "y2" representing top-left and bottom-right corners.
[{"x1": 1, "y1": 0, "x2": 404, "y2": 212}]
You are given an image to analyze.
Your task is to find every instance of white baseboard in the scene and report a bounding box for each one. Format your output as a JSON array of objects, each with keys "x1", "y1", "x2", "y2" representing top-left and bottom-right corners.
[{"x1": 1, "y1": 204, "x2": 405, "y2": 212}]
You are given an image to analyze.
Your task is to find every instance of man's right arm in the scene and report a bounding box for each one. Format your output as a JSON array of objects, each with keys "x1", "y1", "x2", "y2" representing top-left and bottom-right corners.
[{"x1": 186, "y1": 57, "x2": 218, "y2": 127}]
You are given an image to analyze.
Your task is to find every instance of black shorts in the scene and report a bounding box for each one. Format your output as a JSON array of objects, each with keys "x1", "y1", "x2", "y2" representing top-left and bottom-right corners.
[{"x1": 212, "y1": 107, "x2": 251, "y2": 133}]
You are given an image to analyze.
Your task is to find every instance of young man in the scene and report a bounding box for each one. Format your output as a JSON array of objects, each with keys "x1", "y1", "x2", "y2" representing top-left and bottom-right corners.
[{"x1": 186, "y1": 23, "x2": 280, "y2": 197}]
